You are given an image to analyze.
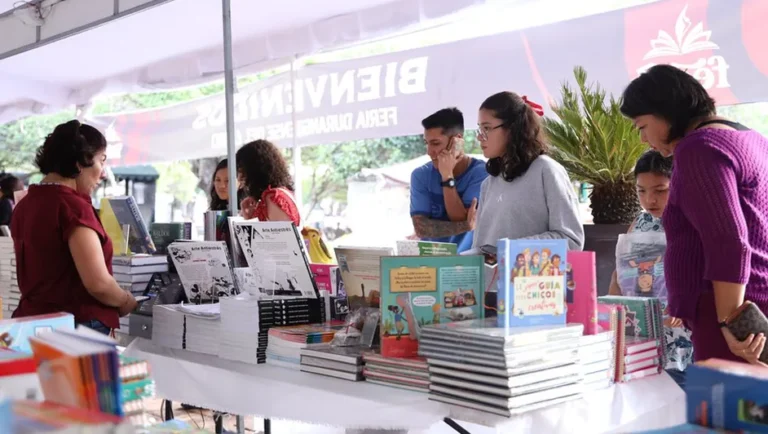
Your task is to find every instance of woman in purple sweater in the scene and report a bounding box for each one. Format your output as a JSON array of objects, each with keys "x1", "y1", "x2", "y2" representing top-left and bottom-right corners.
[{"x1": 620, "y1": 64, "x2": 768, "y2": 367}]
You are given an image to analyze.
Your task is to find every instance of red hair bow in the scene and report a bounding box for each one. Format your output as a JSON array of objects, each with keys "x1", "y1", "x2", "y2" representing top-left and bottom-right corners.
[{"x1": 522, "y1": 95, "x2": 544, "y2": 116}]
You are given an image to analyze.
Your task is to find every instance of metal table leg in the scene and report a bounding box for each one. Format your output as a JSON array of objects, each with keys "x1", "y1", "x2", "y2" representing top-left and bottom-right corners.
[
  {"x1": 443, "y1": 418, "x2": 471, "y2": 434},
  {"x1": 263, "y1": 418, "x2": 271, "y2": 434}
]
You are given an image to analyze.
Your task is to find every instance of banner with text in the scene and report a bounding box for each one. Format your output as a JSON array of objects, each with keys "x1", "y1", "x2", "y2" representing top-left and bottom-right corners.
[{"x1": 97, "y1": 0, "x2": 768, "y2": 165}]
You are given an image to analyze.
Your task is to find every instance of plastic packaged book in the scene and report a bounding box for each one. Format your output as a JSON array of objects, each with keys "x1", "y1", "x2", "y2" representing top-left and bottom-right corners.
[{"x1": 421, "y1": 318, "x2": 583, "y2": 346}]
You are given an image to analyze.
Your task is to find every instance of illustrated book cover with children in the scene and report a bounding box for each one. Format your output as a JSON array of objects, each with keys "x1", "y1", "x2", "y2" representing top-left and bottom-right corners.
[
  {"x1": 380, "y1": 255, "x2": 484, "y2": 358},
  {"x1": 496, "y1": 239, "x2": 568, "y2": 327}
]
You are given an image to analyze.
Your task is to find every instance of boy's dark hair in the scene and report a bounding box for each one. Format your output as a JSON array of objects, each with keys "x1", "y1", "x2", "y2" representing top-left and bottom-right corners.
[
  {"x1": 421, "y1": 107, "x2": 464, "y2": 136},
  {"x1": 480, "y1": 91, "x2": 548, "y2": 182},
  {"x1": 634, "y1": 150, "x2": 673, "y2": 178},
  {"x1": 35, "y1": 120, "x2": 107, "y2": 178},
  {"x1": 620, "y1": 64, "x2": 716, "y2": 142}
]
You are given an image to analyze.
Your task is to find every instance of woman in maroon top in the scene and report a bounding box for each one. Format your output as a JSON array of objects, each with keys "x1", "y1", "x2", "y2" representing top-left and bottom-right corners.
[{"x1": 11, "y1": 120, "x2": 137, "y2": 335}]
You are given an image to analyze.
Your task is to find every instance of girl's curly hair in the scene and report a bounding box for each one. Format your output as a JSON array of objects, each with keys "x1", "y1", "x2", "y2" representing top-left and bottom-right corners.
[
  {"x1": 236, "y1": 139, "x2": 294, "y2": 201},
  {"x1": 481, "y1": 92, "x2": 548, "y2": 182}
]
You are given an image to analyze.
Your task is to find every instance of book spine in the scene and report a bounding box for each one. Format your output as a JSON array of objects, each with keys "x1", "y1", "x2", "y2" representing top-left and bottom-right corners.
[{"x1": 292, "y1": 224, "x2": 320, "y2": 298}]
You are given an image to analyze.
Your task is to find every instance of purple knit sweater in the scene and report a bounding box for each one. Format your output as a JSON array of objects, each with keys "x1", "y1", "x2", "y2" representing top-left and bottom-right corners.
[{"x1": 663, "y1": 128, "x2": 768, "y2": 321}]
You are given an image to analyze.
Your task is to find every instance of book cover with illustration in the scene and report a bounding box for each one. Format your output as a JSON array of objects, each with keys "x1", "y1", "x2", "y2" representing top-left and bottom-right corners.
[
  {"x1": 566, "y1": 251, "x2": 598, "y2": 335},
  {"x1": 99, "y1": 196, "x2": 156, "y2": 255},
  {"x1": 0, "y1": 313, "x2": 75, "y2": 354},
  {"x1": 380, "y1": 255, "x2": 484, "y2": 358},
  {"x1": 334, "y1": 247, "x2": 394, "y2": 309},
  {"x1": 687, "y1": 360, "x2": 768, "y2": 432},
  {"x1": 616, "y1": 232, "x2": 667, "y2": 304},
  {"x1": 496, "y1": 239, "x2": 568, "y2": 327},
  {"x1": 396, "y1": 241, "x2": 458, "y2": 256}
]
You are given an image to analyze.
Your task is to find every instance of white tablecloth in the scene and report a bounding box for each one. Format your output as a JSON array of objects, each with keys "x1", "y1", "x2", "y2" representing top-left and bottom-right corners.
[{"x1": 125, "y1": 338, "x2": 686, "y2": 433}]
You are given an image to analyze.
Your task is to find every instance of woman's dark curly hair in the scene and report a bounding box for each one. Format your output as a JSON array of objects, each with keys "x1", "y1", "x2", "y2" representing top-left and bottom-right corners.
[
  {"x1": 480, "y1": 92, "x2": 548, "y2": 182},
  {"x1": 35, "y1": 120, "x2": 107, "y2": 178},
  {"x1": 209, "y1": 159, "x2": 229, "y2": 211},
  {"x1": 236, "y1": 139, "x2": 294, "y2": 201}
]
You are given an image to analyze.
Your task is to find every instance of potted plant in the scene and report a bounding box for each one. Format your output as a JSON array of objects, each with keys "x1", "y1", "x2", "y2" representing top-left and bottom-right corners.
[{"x1": 544, "y1": 66, "x2": 647, "y2": 294}]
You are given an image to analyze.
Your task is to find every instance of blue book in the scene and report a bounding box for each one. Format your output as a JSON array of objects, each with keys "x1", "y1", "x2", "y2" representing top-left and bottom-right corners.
[
  {"x1": 630, "y1": 423, "x2": 722, "y2": 433},
  {"x1": 687, "y1": 359, "x2": 768, "y2": 432},
  {"x1": 496, "y1": 239, "x2": 568, "y2": 327}
]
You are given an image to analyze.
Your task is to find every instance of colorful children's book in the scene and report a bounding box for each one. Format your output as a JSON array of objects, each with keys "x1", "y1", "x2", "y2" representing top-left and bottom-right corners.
[
  {"x1": 380, "y1": 255, "x2": 484, "y2": 358},
  {"x1": 0, "y1": 313, "x2": 75, "y2": 354},
  {"x1": 396, "y1": 241, "x2": 458, "y2": 256},
  {"x1": 688, "y1": 359, "x2": 768, "y2": 432},
  {"x1": 566, "y1": 251, "x2": 598, "y2": 335},
  {"x1": 496, "y1": 239, "x2": 568, "y2": 327}
]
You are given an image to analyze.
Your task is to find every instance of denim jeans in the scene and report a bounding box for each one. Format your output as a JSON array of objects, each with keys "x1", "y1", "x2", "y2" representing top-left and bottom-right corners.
[{"x1": 78, "y1": 320, "x2": 111, "y2": 336}]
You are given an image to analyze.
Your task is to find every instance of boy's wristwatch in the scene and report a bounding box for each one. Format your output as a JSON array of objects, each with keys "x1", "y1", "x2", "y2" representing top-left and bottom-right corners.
[{"x1": 441, "y1": 178, "x2": 456, "y2": 188}]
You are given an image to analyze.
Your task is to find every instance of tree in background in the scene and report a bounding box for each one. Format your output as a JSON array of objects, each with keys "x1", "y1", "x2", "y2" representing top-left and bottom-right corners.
[
  {"x1": 298, "y1": 131, "x2": 481, "y2": 217},
  {"x1": 0, "y1": 112, "x2": 73, "y2": 173},
  {"x1": 154, "y1": 161, "x2": 201, "y2": 220}
]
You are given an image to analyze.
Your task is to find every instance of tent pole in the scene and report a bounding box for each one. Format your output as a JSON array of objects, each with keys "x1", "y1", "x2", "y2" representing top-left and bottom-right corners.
[
  {"x1": 221, "y1": 0, "x2": 238, "y2": 219},
  {"x1": 290, "y1": 57, "x2": 303, "y2": 219}
]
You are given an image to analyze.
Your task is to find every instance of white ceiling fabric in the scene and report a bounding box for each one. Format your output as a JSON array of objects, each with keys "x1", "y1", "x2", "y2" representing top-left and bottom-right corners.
[{"x1": 0, "y1": 0, "x2": 485, "y2": 123}]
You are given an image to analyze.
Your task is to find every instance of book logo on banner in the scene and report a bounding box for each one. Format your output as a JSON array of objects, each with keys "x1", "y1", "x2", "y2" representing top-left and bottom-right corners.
[{"x1": 628, "y1": 2, "x2": 734, "y2": 103}]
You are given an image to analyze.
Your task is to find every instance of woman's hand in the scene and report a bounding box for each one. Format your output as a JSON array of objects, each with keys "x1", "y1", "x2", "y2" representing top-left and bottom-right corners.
[
  {"x1": 240, "y1": 197, "x2": 258, "y2": 220},
  {"x1": 664, "y1": 316, "x2": 683, "y2": 328},
  {"x1": 118, "y1": 292, "x2": 138, "y2": 317},
  {"x1": 721, "y1": 328, "x2": 768, "y2": 367}
]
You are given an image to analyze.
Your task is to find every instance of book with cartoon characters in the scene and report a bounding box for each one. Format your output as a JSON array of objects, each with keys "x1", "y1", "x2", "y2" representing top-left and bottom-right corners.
[
  {"x1": 379, "y1": 255, "x2": 484, "y2": 358},
  {"x1": 615, "y1": 232, "x2": 667, "y2": 302},
  {"x1": 496, "y1": 239, "x2": 568, "y2": 328}
]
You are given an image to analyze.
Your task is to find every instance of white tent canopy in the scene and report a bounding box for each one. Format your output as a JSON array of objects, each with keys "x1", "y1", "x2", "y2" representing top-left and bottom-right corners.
[{"x1": 0, "y1": 0, "x2": 485, "y2": 124}]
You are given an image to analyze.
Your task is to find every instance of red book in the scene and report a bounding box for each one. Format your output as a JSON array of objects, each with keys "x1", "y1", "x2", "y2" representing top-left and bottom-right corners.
[{"x1": 566, "y1": 251, "x2": 598, "y2": 334}]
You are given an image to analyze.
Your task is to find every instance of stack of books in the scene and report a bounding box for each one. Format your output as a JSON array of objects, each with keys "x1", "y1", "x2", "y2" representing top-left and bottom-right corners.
[
  {"x1": 112, "y1": 255, "x2": 168, "y2": 338},
  {"x1": 113, "y1": 255, "x2": 168, "y2": 295},
  {"x1": 0, "y1": 237, "x2": 18, "y2": 319},
  {"x1": 218, "y1": 296, "x2": 327, "y2": 364},
  {"x1": 120, "y1": 355, "x2": 155, "y2": 427},
  {"x1": 29, "y1": 326, "x2": 124, "y2": 416},
  {"x1": 362, "y1": 351, "x2": 429, "y2": 392},
  {"x1": 151, "y1": 304, "x2": 220, "y2": 356},
  {"x1": 299, "y1": 345, "x2": 365, "y2": 381},
  {"x1": 419, "y1": 319, "x2": 585, "y2": 417},
  {"x1": 598, "y1": 296, "x2": 665, "y2": 382},
  {"x1": 266, "y1": 322, "x2": 345, "y2": 369},
  {"x1": 577, "y1": 332, "x2": 615, "y2": 392}
]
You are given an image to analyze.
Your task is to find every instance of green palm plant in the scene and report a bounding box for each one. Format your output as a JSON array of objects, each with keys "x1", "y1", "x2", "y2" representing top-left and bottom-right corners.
[{"x1": 545, "y1": 66, "x2": 646, "y2": 224}]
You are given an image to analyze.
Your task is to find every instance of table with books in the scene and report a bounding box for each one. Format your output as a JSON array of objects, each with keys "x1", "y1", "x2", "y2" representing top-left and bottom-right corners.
[{"x1": 125, "y1": 335, "x2": 686, "y2": 434}]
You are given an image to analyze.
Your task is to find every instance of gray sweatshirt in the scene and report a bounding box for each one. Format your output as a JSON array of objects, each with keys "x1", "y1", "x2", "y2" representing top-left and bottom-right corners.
[{"x1": 472, "y1": 155, "x2": 585, "y2": 251}]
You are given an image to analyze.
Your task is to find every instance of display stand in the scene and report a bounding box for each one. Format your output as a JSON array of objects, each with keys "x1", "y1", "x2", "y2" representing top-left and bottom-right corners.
[{"x1": 125, "y1": 338, "x2": 686, "y2": 433}]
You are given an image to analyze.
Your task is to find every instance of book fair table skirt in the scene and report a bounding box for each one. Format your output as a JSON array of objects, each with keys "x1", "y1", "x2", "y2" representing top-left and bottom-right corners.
[{"x1": 124, "y1": 338, "x2": 685, "y2": 433}]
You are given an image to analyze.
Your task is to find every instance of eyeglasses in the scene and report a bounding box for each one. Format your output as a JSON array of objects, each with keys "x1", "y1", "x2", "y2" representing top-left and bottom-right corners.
[{"x1": 476, "y1": 124, "x2": 505, "y2": 141}]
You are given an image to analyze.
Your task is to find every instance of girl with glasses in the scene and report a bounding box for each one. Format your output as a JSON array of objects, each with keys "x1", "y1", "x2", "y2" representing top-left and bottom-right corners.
[{"x1": 470, "y1": 91, "x2": 584, "y2": 251}]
